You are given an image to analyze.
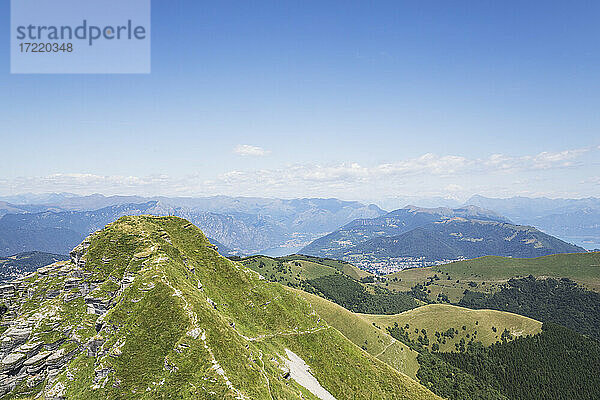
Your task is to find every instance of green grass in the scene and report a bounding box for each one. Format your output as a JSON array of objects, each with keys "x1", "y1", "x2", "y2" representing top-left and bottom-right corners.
[
  {"x1": 290, "y1": 288, "x2": 421, "y2": 378},
  {"x1": 240, "y1": 254, "x2": 373, "y2": 287},
  {"x1": 379, "y1": 252, "x2": 600, "y2": 302},
  {"x1": 280, "y1": 254, "x2": 373, "y2": 280},
  {"x1": 360, "y1": 304, "x2": 542, "y2": 353},
  {"x1": 438, "y1": 252, "x2": 600, "y2": 290},
  {"x1": 2, "y1": 216, "x2": 440, "y2": 400}
]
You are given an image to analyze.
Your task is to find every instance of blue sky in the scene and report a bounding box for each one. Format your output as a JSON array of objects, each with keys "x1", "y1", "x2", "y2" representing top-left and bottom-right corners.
[{"x1": 1, "y1": 1, "x2": 599, "y2": 202}]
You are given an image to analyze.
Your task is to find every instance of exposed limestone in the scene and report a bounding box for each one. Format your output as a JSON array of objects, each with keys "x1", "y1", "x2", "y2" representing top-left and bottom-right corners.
[
  {"x1": 4, "y1": 327, "x2": 31, "y2": 347},
  {"x1": 0, "y1": 285, "x2": 15, "y2": 299},
  {"x1": 70, "y1": 240, "x2": 91, "y2": 268},
  {"x1": 0, "y1": 373, "x2": 18, "y2": 397},
  {"x1": 0, "y1": 238, "x2": 126, "y2": 396},
  {"x1": 1, "y1": 352, "x2": 26, "y2": 372},
  {"x1": 24, "y1": 351, "x2": 51, "y2": 374},
  {"x1": 85, "y1": 296, "x2": 110, "y2": 316},
  {"x1": 85, "y1": 336, "x2": 105, "y2": 357},
  {"x1": 18, "y1": 341, "x2": 42, "y2": 357},
  {"x1": 45, "y1": 380, "x2": 66, "y2": 400}
]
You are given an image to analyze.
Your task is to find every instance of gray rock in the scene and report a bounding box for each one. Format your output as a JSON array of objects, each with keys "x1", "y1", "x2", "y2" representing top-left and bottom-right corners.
[
  {"x1": 17, "y1": 341, "x2": 42, "y2": 357},
  {"x1": 1, "y1": 352, "x2": 26, "y2": 371},
  {"x1": 0, "y1": 374, "x2": 18, "y2": 397},
  {"x1": 85, "y1": 337, "x2": 105, "y2": 357},
  {"x1": 44, "y1": 381, "x2": 66, "y2": 399},
  {"x1": 27, "y1": 373, "x2": 44, "y2": 388},
  {"x1": 85, "y1": 296, "x2": 109, "y2": 316},
  {"x1": 93, "y1": 367, "x2": 114, "y2": 385},
  {"x1": 24, "y1": 351, "x2": 51, "y2": 374},
  {"x1": 64, "y1": 278, "x2": 82, "y2": 291},
  {"x1": 0, "y1": 285, "x2": 15, "y2": 298},
  {"x1": 70, "y1": 241, "x2": 91, "y2": 268},
  {"x1": 43, "y1": 338, "x2": 65, "y2": 352},
  {"x1": 46, "y1": 349, "x2": 68, "y2": 369},
  {"x1": 4, "y1": 327, "x2": 31, "y2": 346},
  {"x1": 0, "y1": 337, "x2": 14, "y2": 354},
  {"x1": 46, "y1": 347, "x2": 78, "y2": 372}
]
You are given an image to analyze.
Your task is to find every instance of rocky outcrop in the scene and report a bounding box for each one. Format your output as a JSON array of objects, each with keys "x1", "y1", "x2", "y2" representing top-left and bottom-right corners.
[{"x1": 0, "y1": 238, "x2": 127, "y2": 397}]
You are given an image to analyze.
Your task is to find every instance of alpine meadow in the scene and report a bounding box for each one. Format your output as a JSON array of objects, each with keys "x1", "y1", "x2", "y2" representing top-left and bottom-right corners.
[{"x1": 2, "y1": 1, "x2": 600, "y2": 399}]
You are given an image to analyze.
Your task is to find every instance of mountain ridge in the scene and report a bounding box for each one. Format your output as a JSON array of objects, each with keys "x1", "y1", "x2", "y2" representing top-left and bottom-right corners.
[
  {"x1": 0, "y1": 215, "x2": 440, "y2": 399},
  {"x1": 301, "y1": 206, "x2": 585, "y2": 272},
  {"x1": 0, "y1": 197, "x2": 385, "y2": 257}
]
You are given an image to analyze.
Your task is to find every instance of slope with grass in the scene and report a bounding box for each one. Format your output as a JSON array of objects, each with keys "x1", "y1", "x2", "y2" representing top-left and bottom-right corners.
[
  {"x1": 360, "y1": 304, "x2": 542, "y2": 353},
  {"x1": 280, "y1": 254, "x2": 373, "y2": 280},
  {"x1": 242, "y1": 254, "x2": 419, "y2": 315},
  {"x1": 379, "y1": 252, "x2": 600, "y2": 302},
  {"x1": 0, "y1": 216, "x2": 439, "y2": 400},
  {"x1": 438, "y1": 252, "x2": 600, "y2": 291},
  {"x1": 240, "y1": 254, "x2": 373, "y2": 285},
  {"x1": 290, "y1": 289, "x2": 421, "y2": 378}
]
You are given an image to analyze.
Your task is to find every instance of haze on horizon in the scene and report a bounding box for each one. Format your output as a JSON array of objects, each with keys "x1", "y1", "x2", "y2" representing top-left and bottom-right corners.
[{"x1": 1, "y1": 1, "x2": 599, "y2": 200}]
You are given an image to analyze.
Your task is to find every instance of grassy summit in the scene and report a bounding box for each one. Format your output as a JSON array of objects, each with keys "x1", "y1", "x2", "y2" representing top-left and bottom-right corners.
[
  {"x1": 360, "y1": 304, "x2": 542, "y2": 353},
  {"x1": 0, "y1": 216, "x2": 440, "y2": 400}
]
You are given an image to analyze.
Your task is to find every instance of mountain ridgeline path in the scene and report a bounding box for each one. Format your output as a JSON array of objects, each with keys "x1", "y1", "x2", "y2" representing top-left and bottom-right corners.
[{"x1": 0, "y1": 215, "x2": 440, "y2": 400}]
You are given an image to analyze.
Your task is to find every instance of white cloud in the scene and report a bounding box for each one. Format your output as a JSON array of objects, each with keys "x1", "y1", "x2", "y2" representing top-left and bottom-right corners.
[
  {"x1": 201, "y1": 147, "x2": 595, "y2": 197},
  {"x1": 0, "y1": 146, "x2": 596, "y2": 200},
  {"x1": 581, "y1": 176, "x2": 600, "y2": 185},
  {"x1": 445, "y1": 184, "x2": 463, "y2": 192},
  {"x1": 233, "y1": 144, "x2": 270, "y2": 157}
]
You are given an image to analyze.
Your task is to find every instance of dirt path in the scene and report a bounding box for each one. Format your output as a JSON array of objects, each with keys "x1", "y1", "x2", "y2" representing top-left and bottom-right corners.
[
  {"x1": 237, "y1": 326, "x2": 328, "y2": 342},
  {"x1": 375, "y1": 338, "x2": 397, "y2": 357},
  {"x1": 159, "y1": 272, "x2": 249, "y2": 400}
]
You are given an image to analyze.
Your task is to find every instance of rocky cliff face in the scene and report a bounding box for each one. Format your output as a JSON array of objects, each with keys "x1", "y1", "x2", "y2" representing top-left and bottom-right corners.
[
  {"x1": 0, "y1": 238, "x2": 125, "y2": 398},
  {"x1": 0, "y1": 216, "x2": 439, "y2": 400}
]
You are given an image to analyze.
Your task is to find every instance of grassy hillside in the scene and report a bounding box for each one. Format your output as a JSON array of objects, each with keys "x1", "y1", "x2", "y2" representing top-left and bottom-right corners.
[
  {"x1": 439, "y1": 252, "x2": 600, "y2": 291},
  {"x1": 0, "y1": 216, "x2": 439, "y2": 400},
  {"x1": 379, "y1": 252, "x2": 600, "y2": 302},
  {"x1": 280, "y1": 254, "x2": 373, "y2": 280},
  {"x1": 290, "y1": 288, "x2": 421, "y2": 378},
  {"x1": 241, "y1": 254, "x2": 419, "y2": 315},
  {"x1": 241, "y1": 254, "x2": 372, "y2": 285},
  {"x1": 360, "y1": 304, "x2": 542, "y2": 353}
]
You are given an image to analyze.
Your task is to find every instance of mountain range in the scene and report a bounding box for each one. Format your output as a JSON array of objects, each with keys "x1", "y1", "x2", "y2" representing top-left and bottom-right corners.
[
  {"x1": 466, "y1": 195, "x2": 600, "y2": 249},
  {"x1": 0, "y1": 216, "x2": 598, "y2": 399},
  {"x1": 0, "y1": 193, "x2": 597, "y2": 269},
  {"x1": 301, "y1": 206, "x2": 585, "y2": 272},
  {"x1": 0, "y1": 197, "x2": 384, "y2": 257}
]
